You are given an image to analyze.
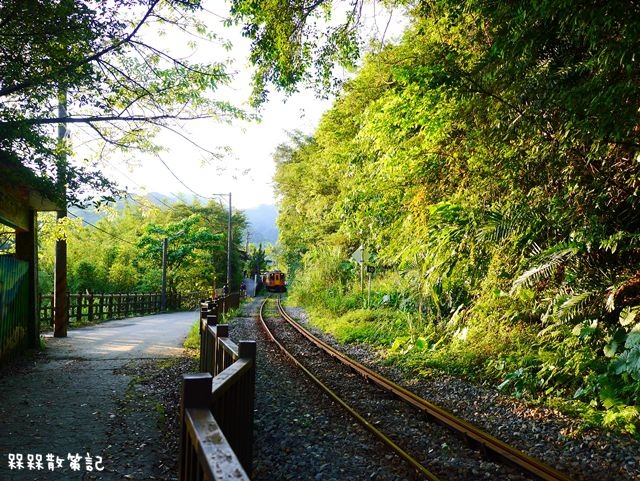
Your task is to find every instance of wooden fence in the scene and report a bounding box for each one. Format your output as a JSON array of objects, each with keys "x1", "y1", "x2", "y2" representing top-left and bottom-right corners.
[
  {"x1": 39, "y1": 291, "x2": 208, "y2": 326},
  {"x1": 178, "y1": 297, "x2": 255, "y2": 481},
  {"x1": 198, "y1": 294, "x2": 240, "y2": 325}
]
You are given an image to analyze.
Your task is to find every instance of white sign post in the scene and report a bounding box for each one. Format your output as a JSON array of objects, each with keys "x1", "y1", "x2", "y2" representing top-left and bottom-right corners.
[{"x1": 351, "y1": 245, "x2": 365, "y2": 297}]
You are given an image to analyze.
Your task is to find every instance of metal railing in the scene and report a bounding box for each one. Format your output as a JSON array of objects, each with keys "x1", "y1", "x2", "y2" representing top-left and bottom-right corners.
[
  {"x1": 0, "y1": 255, "x2": 29, "y2": 364},
  {"x1": 39, "y1": 291, "x2": 208, "y2": 326},
  {"x1": 179, "y1": 307, "x2": 256, "y2": 481}
]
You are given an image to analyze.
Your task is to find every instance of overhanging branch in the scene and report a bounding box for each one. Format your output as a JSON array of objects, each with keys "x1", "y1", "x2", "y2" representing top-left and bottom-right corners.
[
  {"x1": 0, "y1": 0, "x2": 161, "y2": 98},
  {"x1": 1, "y1": 113, "x2": 217, "y2": 127}
]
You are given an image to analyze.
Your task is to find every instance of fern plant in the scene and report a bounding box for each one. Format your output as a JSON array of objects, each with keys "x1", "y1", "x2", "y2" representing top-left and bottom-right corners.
[{"x1": 510, "y1": 242, "x2": 580, "y2": 294}]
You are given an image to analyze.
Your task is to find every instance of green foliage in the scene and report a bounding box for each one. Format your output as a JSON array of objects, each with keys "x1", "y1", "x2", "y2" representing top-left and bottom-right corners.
[
  {"x1": 38, "y1": 198, "x2": 247, "y2": 295},
  {"x1": 183, "y1": 320, "x2": 201, "y2": 352},
  {"x1": 1, "y1": 0, "x2": 243, "y2": 206},
  {"x1": 136, "y1": 213, "x2": 223, "y2": 294},
  {"x1": 288, "y1": 245, "x2": 358, "y2": 314},
  {"x1": 311, "y1": 308, "x2": 407, "y2": 346},
  {"x1": 228, "y1": 0, "x2": 362, "y2": 104},
  {"x1": 245, "y1": 244, "x2": 268, "y2": 278},
  {"x1": 611, "y1": 324, "x2": 640, "y2": 381},
  {"x1": 272, "y1": 1, "x2": 640, "y2": 436}
]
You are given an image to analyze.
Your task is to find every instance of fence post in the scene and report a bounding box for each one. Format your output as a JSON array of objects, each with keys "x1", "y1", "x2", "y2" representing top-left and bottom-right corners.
[
  {"x1": 198, "y1": 309, "x2": 218, "y2": 374},
  {"x1": 214, "y1": 325, "x2": 229, "y2": 376},
  {"x1": 214, "y1": 300, "x2": 222, "y2": 320},
  {"x1": 232, "y1": 292, "x2": 240, "y2": 310},
  {"x1": 179, "y1": 373, "x2": 213, "y2": 481},
  {"x1": 38, "y1": 294, "x2": 42, "y2": 325},
  {"x1": 237, "y1": 340, "x2": 256, "y2": 472},
  {"x1": 199, "y1": 318, "x2": 206, "y2": 372},
  {"x1": 87, "y1": 293, "x2": 94, "y2": 323},
  {"x1": 75, "y1": 293, "x2": 82, "y2": 323},
  {"x1": 98, "y1": 294, "x2": 104, "y2": 321},
  {"x1": 200, "y1": 301, "x2": 208, "y2": 321}
]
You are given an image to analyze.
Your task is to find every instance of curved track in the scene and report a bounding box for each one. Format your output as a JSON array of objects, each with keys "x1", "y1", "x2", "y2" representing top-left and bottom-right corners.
[
  {"x1": 259, "y1": 297, "x2": 439, "y2": 480},
  {"x1": 259, "y1": 296, "x2": 574, "y2": 481}
]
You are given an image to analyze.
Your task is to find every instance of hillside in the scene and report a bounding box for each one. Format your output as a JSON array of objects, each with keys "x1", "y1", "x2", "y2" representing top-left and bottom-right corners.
[
  {"x1": 69, "y1": 194, "x2": 279, "y2": 245},
  {"x1": 244, "y1": 204, "x2": 278, "y2": 245}
]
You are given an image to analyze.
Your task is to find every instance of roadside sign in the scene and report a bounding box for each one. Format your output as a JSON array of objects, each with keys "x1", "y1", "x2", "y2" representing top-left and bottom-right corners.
[
  {"x1": 351, "y1": 245, "x2": 364, "y2": 263},
  {"x1": 366, "y1": 265, "x2": 375, "y2": 273}
]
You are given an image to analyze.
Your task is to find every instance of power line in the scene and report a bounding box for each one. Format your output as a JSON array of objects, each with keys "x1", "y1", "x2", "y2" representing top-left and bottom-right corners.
[
  {"x1": 126, "y1": 192, "x2": 179, "y2": 214},
  {"x1": 154, "y1": 151, "x2": 234, "y2": 289},
  {"x1": 155, "y1": 154, "x2": 218, "y2": 201},
  {"x1": 103, "y1": 159, "x2": 182, "y2": 213},
  {"x1": 67, "y1": 211, "x2": 136, "y2": 246},
  {"x1": 103, "y1": 149, "x2": 227, "y2": 208}
]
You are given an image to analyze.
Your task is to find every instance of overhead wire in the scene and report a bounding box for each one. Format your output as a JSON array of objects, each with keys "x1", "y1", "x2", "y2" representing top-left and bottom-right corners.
[
  {"x1": 101, "y1": 148, "x2": 230, "y2": 214},
  {"x1": 67, "y1": 211, "x2": 137, "y2": 246},
  {"x1": 125, "y1": 192, "x2": 180, "y2": 214},
  {"x1": 155, "y1": 153, "x2": 217, "y2": 201},
  {"x1": 102, "y1": 159, "x2": 183, "y2": 213}
]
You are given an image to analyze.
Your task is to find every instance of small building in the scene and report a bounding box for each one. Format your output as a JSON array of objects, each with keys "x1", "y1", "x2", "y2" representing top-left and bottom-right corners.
[{"x1": 0, "y1": 157, "x2": 59, "y2": 365}]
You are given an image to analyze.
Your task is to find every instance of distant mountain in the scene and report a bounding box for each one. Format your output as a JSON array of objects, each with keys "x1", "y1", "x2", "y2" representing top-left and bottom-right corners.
[
  {"x1": 69, "y1": 194, "x2": 279, "y2": 245},
  {"x1": 244, "y1": 204, "x2": 278, "y2": 245},
  {"x1": 69, "y1": 192, "x2": 189, "y2": 224}
]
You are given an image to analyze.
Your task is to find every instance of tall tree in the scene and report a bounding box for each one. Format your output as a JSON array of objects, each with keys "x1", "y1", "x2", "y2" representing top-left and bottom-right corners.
[
  {"x1": 0, "y1": 0, "x2": 243, "y2": 205},
  {"x1": 228, "y1": 0, "x2": 379, "y2": 104}
]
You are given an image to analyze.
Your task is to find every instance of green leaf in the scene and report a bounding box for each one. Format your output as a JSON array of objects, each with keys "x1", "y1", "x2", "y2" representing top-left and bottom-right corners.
[{"x1": 604, "y1": 339, "x2": 619, "y2": 358}]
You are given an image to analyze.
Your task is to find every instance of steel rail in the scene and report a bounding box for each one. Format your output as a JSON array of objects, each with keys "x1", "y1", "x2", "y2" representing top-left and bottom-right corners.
[
  {"x1": 258, "y1": 298, "x2": 440, "y2": 481},
  {"x1": 276, "y1": 297, "x2": 573, "y2": 481}
]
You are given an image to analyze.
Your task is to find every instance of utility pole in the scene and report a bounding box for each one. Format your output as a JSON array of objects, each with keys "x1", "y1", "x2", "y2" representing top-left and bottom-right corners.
[
  {"x1": 161, "y1": 237, "x2": 168, "y2": 311},
  {"x1": 211, "y1": 192, "x2": 233, "y2": 291},
  {"x1": 54, "y1": 87, "x2": 69, "y2": 338},
  {"x1": 227, "y1": 192, "x2": 232, "y2": 289}
]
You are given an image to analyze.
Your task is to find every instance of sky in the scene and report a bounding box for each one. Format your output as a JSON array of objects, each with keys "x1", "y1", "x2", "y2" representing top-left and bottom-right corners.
[{"x1": 82, "y1": 1, "x2": 408, "y2": 210}]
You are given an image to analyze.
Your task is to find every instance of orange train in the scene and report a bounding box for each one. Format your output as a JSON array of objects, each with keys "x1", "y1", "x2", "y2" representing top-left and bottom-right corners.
[{"x1": 262, "y1": 270, "x2": 286, "y2": 293}]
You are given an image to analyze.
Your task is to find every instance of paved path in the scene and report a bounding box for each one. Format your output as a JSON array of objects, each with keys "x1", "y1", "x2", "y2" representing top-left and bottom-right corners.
[{"x1": 0, "y1": 311, "x2": 198, "y2": 481}]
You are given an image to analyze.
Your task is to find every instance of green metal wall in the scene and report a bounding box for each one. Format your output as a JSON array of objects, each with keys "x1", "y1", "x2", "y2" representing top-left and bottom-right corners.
[{"x1": 0, "y1": 255, "x2": 29, "y2": 364}]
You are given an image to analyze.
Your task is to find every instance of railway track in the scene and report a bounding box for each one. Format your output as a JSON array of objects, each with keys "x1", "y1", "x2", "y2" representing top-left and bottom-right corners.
[{"x1": 259, "y1": 296, "x2": 574, "y2": 481}]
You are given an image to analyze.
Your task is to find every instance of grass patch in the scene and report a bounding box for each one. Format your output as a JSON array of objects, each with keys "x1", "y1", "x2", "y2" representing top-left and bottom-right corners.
[
  {"x1": 221, "y1": 307, "x2": 242, "y2": 324},
  {"x1": 286, "y1": 269, "x2": 640, "y2": 439},
  {"x1": 309, "y1": 308, "x2": 408, "y2": 346},
  {"x1": 183, "y1": 320, "x2": 200, "y2": 352}
]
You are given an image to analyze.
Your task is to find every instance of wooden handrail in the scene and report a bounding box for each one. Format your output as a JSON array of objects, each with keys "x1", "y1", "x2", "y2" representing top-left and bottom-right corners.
[
  {"x1": 180, "y1": 323, "x2": 256, "y2": 481},
  {"x1": 184, "y1": 408, "x2": 249, "y2": 481}
]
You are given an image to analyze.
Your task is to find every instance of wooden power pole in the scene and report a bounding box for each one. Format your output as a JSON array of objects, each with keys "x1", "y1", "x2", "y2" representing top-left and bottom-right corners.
[
  {"x1": 54, "y1": 87, "x2": 69, "y2": 337},
  {"x1": 227, "y1": 192, "x2": 232, "y2": 289}
]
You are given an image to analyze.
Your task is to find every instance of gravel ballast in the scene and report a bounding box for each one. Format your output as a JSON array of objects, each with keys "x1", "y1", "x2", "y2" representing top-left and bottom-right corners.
[{"x1": 229, "y1": 297, "x2": 640, "y2": 481}]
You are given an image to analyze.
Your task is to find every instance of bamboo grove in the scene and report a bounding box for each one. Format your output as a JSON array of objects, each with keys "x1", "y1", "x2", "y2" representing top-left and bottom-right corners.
[
  {"x1": 37, "y1": 199, "x2": 247, "y2": 297},
  {"x1": 273, "y1": 1, "x2": 640, "y2": 435}
]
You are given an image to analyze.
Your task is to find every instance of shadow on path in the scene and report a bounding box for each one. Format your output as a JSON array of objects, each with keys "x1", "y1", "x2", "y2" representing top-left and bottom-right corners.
[{"x1": 0, "y1": 310, "x2": 198, "y2": 481}]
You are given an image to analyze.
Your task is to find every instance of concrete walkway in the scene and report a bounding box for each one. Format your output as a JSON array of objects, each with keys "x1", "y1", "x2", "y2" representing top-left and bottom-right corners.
[{"x1": 0, "y1": 311, "x2": 198, "y2": 481}]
